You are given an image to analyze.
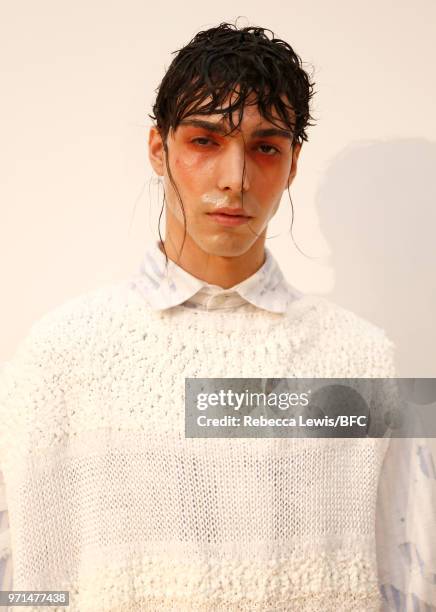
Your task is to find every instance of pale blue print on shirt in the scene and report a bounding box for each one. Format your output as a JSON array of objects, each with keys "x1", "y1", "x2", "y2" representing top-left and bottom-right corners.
[
  {"x1": 380, "y1": 438, "x2": 436, "y2": 611},
  {"x1": 418, "y1": 445, "x2": 436, "y2": 479},
  {"x1": 134, "y1": 241, "x2": 298, "y2": 313},
  {"x1": 143, "y1": 252, "x2": 178, "y2": 292}
]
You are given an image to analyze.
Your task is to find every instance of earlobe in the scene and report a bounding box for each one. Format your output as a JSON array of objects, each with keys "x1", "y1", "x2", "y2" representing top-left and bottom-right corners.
[{"x1": 148, "y1": 127, "x2": 165, "y2": 176}]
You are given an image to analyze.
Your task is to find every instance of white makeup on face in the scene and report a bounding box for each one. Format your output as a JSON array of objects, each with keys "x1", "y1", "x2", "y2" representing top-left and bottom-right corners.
[{"x1": 200, "y1": 193, "x2": 230, "y2": 208}]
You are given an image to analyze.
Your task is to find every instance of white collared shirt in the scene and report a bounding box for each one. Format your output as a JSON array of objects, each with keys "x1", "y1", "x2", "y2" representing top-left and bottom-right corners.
[{"x1": 131, "y1": 241, "x2": 302, "y2": 313}]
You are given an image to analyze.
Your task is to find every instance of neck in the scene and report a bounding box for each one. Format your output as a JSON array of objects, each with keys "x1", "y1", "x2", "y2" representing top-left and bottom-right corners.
[{"x1": 161, "y1": 223, "x2": 266, "y2": 289}]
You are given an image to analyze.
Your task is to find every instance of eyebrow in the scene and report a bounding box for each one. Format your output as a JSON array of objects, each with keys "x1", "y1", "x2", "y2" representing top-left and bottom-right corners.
[{"x1": 178, "y1": 118, "x2": 293, "y2": 141}]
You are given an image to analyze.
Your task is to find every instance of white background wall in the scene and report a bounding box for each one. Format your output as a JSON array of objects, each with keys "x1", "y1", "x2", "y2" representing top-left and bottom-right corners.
[{"x1": 1, "y1": 1, "x2": 435, "y2": 375}]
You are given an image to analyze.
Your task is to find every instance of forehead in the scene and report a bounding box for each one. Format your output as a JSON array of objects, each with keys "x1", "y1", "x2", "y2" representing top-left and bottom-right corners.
[{"x1": 178, "y1": 90, "x2": 294, "y2": 132}]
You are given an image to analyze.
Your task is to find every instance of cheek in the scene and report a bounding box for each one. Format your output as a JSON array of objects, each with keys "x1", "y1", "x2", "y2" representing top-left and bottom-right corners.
[
  {"x1": 254, "y1": 163, "x2": 289, "y2": 203},
  {"x1": 171, "y1": 153, "x2": 216, "y2": 192}
]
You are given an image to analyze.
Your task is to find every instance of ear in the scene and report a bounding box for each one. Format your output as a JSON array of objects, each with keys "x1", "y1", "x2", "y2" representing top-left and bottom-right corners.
[
  {"x1": 148, "y1": 126, "x2": 165, "y2": 176},
  {"x1": 286, "y1": 142, "x2": 302, "y2": 189}
]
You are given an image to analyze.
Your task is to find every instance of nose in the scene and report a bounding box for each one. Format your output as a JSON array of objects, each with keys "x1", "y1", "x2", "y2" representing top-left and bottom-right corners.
[{"x1": 216, "y1": 140, "x2": 250, "y2": 194}]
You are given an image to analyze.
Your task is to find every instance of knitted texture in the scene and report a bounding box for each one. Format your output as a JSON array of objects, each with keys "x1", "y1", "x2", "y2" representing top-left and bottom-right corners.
[{"x1": 0, "y1": 280, "x2": 396, "y2": 611}]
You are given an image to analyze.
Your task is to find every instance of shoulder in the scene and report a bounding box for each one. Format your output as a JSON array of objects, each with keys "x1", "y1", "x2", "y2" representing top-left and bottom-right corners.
[
  {"x1": 303, "y1": 295, "x2": 390, "y2": 335},
  {"x1": 284, "y1": 294, "x2": 396, "y2": 376},
  {"x1": 3, "y1": 279, "x2": 143, "y2": 373},
  {"x1": 33, "y1": 279, "x2": 136, "y2": 330},
  {"x1": 0, "y1": 280, "x2": 145, "y2": 435},
  {"x1": 0, "y1": 281, "x2": 133, "y2": 458},
  {"x1": 285, "y1": 294, "x2": 391, "y2": 341}
]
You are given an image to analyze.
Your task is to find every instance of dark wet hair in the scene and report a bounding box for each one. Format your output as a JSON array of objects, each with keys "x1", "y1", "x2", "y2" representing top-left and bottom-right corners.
[{"x1": 148, "y1": 21, "x2": 317, "y2": 264}]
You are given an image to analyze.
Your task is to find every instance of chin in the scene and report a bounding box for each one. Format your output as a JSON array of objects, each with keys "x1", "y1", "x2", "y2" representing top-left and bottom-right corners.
[{"x1": 194, "y1": 234, "x2": 256, "y2": 258}]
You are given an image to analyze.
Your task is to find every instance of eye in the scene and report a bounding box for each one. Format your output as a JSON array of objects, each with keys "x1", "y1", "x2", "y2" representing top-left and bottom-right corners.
[
  {"x1": 258, "y1": 143, "x2": 281, "y2": 156},
  {"x1": 191, "y1": 137, "x2": 217, "y2": 147}
]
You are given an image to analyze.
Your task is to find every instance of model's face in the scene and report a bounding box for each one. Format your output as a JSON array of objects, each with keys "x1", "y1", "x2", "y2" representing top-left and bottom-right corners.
[{"x1": 149, "y1": 96, "x2": 302, "y2": 257}]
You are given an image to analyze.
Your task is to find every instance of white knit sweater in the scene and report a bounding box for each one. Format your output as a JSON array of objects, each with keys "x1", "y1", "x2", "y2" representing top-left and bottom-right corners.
[{"x1": 0, "y1": 275, "x2": 397, "y2": 611}]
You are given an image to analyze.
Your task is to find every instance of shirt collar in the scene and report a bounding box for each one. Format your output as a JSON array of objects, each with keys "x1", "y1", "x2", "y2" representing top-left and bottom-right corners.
[{"x1": 131, "y1": 241, "x2": 302, "y2": 313}]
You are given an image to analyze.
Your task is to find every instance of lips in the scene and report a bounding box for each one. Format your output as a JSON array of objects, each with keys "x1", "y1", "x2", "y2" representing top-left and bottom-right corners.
[
  {"x1": 206, "y1": 212, "x2": 252, "y2": 227},
  {"x1": 210, "y1": 207, "x2": 252, "y2": 217}
]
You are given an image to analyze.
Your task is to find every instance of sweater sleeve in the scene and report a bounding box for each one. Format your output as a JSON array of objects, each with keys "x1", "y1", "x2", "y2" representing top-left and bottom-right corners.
[
  {"x1": 0, "y1": 312, "x2": 73, "y2": 463},
  {"x1": 0, "y1": 318, "x2": 69, "y2": 592}
]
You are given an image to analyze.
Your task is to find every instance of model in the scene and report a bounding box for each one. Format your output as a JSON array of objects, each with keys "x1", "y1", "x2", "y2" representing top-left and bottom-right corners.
[{"x1": 0, "y1": 22, "x2": 400, "y2": 612}]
